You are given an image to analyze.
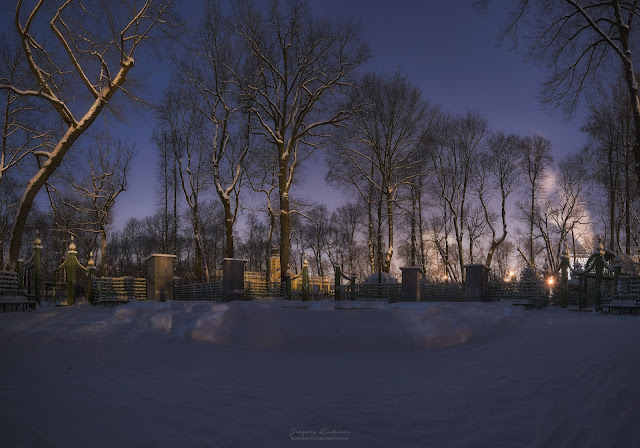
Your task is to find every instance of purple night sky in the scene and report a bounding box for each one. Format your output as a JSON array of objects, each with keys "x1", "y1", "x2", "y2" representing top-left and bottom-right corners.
[{"x1": 15, "y1": 0, "x2": 585, "y2": 229}]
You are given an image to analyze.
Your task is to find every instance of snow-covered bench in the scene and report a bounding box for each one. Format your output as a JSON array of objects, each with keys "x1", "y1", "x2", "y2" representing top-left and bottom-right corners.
[
  {"x1": 602, "y1": 276, "x2": 640, "y2": 315},
  {"x1": 0, "y1": 270, "x2": 36, "y2": 312},
  {"x1": 601, "y1": 298, "x2": 640, "y2": 315}
]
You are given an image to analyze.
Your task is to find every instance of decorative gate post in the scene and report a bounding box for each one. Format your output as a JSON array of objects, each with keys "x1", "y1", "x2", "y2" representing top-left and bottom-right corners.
[
  {"x1": 301, "y1": 259, "x2": 309, "y2": 302},
  {"x1": 65, "y1": 237, "x2": 78, "y2": 306},
  {"x1": 32, "y1": 232, "x2": 42, "y2": 305},
  {"x1": 560, "y1": 245, "x2": 570, "y2": 308},
  {"x1": 87, "y1": 253, "x2": 96, "y2": 304},
  {"x1": 595, "y1": 242, "x2": 605, "y2": 311}
]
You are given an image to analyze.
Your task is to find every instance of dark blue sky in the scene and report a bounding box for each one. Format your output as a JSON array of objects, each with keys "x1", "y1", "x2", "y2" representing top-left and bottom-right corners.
[{"x1": 3, "y1": 1, "x2": 588, "y2": 228}]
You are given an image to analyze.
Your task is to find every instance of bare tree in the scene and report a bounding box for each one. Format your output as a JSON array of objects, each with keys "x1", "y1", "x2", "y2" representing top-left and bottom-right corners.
[
  {"x1": 0, "y1": 0, "x2": 174, "y2": 270},
  {"x1": 427, "y1": 111, "x2": 488, "y2": 281},
  {"x1": 516, "y1": 135, "x2": 553, "y2": 267},
  {"x1": 232, "y1": 0, "x2": 369, "y2": 279},
  {"x1": 155, "y1": 84, "x2": 210, "y2": 281},
  {"x1": 536, "y1": 152, "x2": 591, "y2": 270},
  {"x1": 176, "y1": 1, "x2": 251, "y2": 258},
  {"x1": 472, "y1": 132, "x2": 522, "y2": 267},
  {"x1": 45, "y1": 132, "x2": 133, "y2": 274},
  {"x1": 582, "y1": 77, "x2": 636, "y2": 252},
  {"x1": 330, "y1": 71, "x2": 428, "y2": 274},
  {"x1": 481, "y1": 0, "x2": 640, "y2": 191}
]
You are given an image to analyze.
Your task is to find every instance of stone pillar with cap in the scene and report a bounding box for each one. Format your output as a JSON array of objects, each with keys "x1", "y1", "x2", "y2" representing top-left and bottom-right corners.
[
  {"x1": 222, "y1": 258, "x2": 247, "y2": 301},
  {"x1": 400, "y1": 266, "x2": 423, "y2": 302},
  {"x1": 464, "y1": 264, "x2": 490, "y2": 301},
  {"x1": 145, "y1": 254, "x2": 177, "y2": 301},
  {"x1": 65, "y1": 236, "x2": 78, "y2": 306},
  {"x1": 32, "y1": 230, "x2": 43, "y2": 305},
  {"x1": 87, "y1": 252, "x2": 96, "y2": 304},
  {"x1": 560, "y1": 243, "x2": 570, "y2": 308}
]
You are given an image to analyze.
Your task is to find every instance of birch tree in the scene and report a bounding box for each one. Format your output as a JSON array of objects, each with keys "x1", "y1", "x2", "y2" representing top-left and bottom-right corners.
[
  {"x1": 232, "y1": 0, "x2": 369, "y2": 280},
  {"x1": 0, "y1": 0, "x2": 174, "y2": 270}
]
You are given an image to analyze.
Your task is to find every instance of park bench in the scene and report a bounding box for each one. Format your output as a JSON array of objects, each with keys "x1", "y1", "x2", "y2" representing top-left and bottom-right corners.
[
  {"x1": 601, "y1": 275, "x2": 640, "y2": 315},
  {"x1": 0, "y1": 270, "x2": 36, "y2": 312}
]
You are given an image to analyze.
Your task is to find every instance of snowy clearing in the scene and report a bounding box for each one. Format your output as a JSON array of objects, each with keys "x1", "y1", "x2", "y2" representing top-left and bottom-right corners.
[{"x1": 1, "y1": 300, "x2": 639, "y2": 447}]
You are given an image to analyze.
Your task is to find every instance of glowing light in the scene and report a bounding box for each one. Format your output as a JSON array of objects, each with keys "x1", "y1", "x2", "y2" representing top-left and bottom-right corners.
[
  {"x1": 442, "y1": 275, "x2": 448, "y2": 281},
  {"x1": 547, "y1": 277, "x2": 554, "y2": 286}
]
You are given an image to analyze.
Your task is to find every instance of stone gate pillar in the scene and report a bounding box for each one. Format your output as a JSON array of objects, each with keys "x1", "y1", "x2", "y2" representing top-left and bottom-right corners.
[
  {"x1": 222, "y1": 258, "x2": 247, "y2": 302},
  {"x1": 145, "y1": 254, "x2": 176, "y2": 301},
  {"x1": 464, "y1": 264, "x2": 490, "y2": 302},
  {"x1": 400, "y1": 266, "x2": 424, "y2": 302}
]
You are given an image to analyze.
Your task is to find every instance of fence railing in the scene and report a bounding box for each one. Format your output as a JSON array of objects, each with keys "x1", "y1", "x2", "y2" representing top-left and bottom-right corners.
[
  {"x1": 94, "y1": 276, "x2": 146, "y2": 301},
  {"x1": 245, "y1": 280, "x2": 286, "y2": 300},
  {"x1": 174, "y1": 281, "x2": 222, "y2": 301},
  {"x1": 346, "y1": 283, "x2": 402, "y2": 301},
  {"x1": 421, "y1": 281, "x2": 465, "y2": 302},
  {"x1": 489, "y1": 280, "x2": 545, "y2": 307}
]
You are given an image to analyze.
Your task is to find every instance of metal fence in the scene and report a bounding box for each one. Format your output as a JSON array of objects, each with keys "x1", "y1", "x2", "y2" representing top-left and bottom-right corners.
[
  {"x1": 420, "y1": 281, "x2": 465, "y2": 302},
  {"x1": 174, "y1": 281, "x2": 222, "y2": 301},
  {"x1": 342, "y1": 283, "x2": 402, "y2": 301},
  {"x1": 489, "y1": 280, "x2": 545, "y2": 307},
  {"x1": 94, "y1": 276, "x2": 147, "y2": 301},
  {"x1": 245, "y1": 280, "x2": 286, "y2": 300}
]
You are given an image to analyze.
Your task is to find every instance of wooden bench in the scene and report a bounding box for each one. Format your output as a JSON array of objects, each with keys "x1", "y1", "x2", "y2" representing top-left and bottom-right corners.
[{"x1": 0, "y1": 270, "x2": 36, "y2": 312}]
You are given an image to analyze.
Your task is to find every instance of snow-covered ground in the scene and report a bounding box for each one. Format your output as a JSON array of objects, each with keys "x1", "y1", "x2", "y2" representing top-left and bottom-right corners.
[{"x1": 1, "y1": 300, "x2": 639, "y2": 447}]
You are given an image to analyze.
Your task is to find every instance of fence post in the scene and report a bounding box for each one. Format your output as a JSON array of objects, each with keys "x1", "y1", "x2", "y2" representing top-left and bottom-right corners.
[
  {"x1": 301, "y1": 259, "x2": 309, "y2": 302},
  {"x1": 285, "y1": 273, "x2": 292, "y2": 300},
  {"x1": 560, "y1": 245, "x2": 570, "y2": 308},
  {"x1": 594, "y1": 242, "x2": 605, "y2": 311},
  {"x1": 87, "y1": 252, "x2": 96, "y2": 304},
  {"x1": 65, "y1": 237, "x2": 78, "y2": 306},
  {"x1": 334, "y1": 266, "x2": 341, "y2": 301},
  {"x1": 612, "y1": 256, "x2": 622, "y2": 296},
  {"x1": 350, "y1": 276, "x2": 356, "y2": 301},
  {"x1": 16, "y1": 259, "x2": 24, "y2": 291},
  {"x1": 31, "y1": 230, "x2": 43, "y2": 305}
]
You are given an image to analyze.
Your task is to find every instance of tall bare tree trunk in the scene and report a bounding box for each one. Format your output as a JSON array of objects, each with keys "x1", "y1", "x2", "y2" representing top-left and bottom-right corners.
[
  {"x1": 279, "y1": 145, "x2": 291, "y2": 281},
  {"x1": 385, "y1": 190, "x2": 393, "y2": 273}
]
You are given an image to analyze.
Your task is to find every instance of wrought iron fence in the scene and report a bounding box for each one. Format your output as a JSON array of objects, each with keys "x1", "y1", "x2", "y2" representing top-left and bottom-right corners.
[
  {"x1": 174, "y1": 281, "x2": 222, "y2": 301},
  {"x1": 420, "y1": 281, "x2": 465, "y2": 302},
  {"x1": 245, "y1": 280, "x2": 286, "y2": 300}
]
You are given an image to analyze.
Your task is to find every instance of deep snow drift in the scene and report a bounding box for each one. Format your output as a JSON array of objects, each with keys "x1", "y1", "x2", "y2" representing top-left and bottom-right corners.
[
  {"x1": 73, "y1": 300, "x2": 526, "y2": 350},
  {"x1": 1, "y1": 300, "x2": 639, "y2": 447}
]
